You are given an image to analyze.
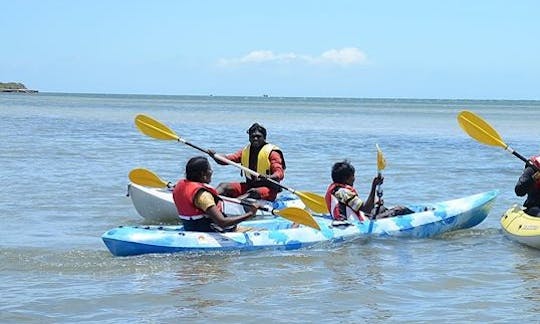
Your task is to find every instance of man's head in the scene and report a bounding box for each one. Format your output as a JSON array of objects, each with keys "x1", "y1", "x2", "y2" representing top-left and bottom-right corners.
[
  {"x1": 331, "y1": 160, "x2": 355, "y2": 185},
  {"x1": 247, "y1": 123, "x2": 267, "y2": 148}
]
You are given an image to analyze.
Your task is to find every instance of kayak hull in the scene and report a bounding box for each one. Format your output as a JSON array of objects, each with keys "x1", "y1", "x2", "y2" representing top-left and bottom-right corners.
[
  {"x1": 127, "y1": 183, "x2": 305, "y2": 223},
  {"x1": 104, "y1": 190, "x2": 498, "y2": 256},
  {"x1": 501, "y1": 205, "x2": 540, "y2": 249}
]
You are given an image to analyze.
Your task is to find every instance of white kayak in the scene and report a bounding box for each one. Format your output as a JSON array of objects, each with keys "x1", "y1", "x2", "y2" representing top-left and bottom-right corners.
[{"x1": 127, "y1": 183, "x2": 306, "y2": 223}]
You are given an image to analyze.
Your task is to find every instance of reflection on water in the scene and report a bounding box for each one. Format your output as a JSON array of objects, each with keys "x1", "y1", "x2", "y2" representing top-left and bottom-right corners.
[
  {"x1": 168, "y1": 255, "x2": 235, "y2": 318},
  {"x1": 512, "y1": 246, "x2": 540, "y2": 313}
]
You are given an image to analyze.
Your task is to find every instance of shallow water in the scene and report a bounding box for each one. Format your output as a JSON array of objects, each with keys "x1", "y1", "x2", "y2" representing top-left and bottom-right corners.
[{"x1": 2, "y1": 93, "x2": 540, "y2": 322}]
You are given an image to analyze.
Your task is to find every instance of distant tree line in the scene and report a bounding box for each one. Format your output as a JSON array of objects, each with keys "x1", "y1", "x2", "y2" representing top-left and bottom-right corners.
[{"x1": 0, "y1": 82, "x2": 27, "y2": 89}]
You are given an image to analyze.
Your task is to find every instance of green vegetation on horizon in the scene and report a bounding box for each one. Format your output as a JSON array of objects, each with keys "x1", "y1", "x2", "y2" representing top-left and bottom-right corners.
[{"x1": 0, "y1": 82, "x2": 28, "y2": 89}]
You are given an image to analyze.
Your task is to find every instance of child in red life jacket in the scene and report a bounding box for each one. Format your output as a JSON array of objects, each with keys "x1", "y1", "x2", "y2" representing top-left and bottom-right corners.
[
  {"x1": 325, "y1": 160, "x2": 382, "y2": 222},
  {"x1": 325, "y1": 160, "x2": 412, "y2": 222}
]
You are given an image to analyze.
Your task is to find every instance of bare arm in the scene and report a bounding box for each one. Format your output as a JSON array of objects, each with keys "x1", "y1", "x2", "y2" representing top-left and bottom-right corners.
[
  {"x1": 361, "y1": 175, "x2": 384, "y2": 214},
  {"x1": 194, "y1": 190, "x2": 258, "y2": 227},
  {"x1": 208, "y1": 149, "x2": 243, "y2": 165}
]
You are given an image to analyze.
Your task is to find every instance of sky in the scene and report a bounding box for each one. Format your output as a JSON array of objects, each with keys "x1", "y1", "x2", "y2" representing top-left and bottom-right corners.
[{"x1": 1, "y1": 0, "x2": 539, "y2": 99}]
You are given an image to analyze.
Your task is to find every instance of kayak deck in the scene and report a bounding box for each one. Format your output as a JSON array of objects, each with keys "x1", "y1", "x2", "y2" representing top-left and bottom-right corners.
[{"x1": 501, "y1": 205, "x2": 540, "y2": 249}]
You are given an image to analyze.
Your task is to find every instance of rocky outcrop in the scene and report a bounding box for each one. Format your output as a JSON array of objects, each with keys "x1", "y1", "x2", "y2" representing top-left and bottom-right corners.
[{"x1": 0, "y1": 82, "x2": 38, "y2": 93}]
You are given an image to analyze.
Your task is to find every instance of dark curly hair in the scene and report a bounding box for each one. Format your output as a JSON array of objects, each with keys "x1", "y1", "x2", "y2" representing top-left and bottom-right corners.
[
  {"x1": 185, "y1": 156, "x2": 210, "y2": 181},
  {"x1": 331, "y1": 160, "x2": 355, "y2": 183}
]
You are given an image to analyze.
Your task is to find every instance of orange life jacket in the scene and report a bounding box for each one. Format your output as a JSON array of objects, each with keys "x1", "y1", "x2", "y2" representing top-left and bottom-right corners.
[{"x1": 172, "y1": 179, "x2": 223, "y2": 220}]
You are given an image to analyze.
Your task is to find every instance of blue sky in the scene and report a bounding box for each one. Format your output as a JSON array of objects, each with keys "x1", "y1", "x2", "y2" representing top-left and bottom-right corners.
[{"x1": 1, "y1": 1, "x2": 539, "y2": 99}]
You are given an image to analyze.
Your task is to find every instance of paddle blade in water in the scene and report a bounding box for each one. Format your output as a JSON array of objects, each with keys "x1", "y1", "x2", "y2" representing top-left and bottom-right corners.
[
  {"x1": 457, "y1": 110, "x2": 507, "y2": 148},
  {"x1": 296, "y1": 191, "x2": 329, "y2": 214},
  {"x1": 135, "y1": 114, "x2": 179, "y2": 141},
  {"x1": 376, "y1": 144, "x2": 386, "y2": 171},
  {"x1": 129, "y1": 168, "x2": 169, "y2": 188},
  {"x1": 274, "y1": 207, "x2": 321, "y2": 230}
]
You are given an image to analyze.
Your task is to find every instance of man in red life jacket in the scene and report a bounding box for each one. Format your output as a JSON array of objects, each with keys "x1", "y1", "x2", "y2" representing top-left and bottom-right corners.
[
  {"x1": 325, "y1": 160, "x2": 412, "y2": 222},
  {"x1": 515, "y1": 156, "x2": 540, "y2": 217},
  {"x1": 208, "y1": 123, "x2": 285, "y2": 201},
  {"x1": 172, "y1": 156, "x2": 259, "y2": 232}
]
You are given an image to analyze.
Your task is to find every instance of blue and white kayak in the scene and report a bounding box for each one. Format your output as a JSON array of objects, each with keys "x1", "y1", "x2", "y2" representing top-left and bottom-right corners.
[
  {"x1": 103, "y1": 190, "x2": 498, "y2": 256},
  {"x1": 127, "y1": 183, "x2": 305, "y2": 223}
]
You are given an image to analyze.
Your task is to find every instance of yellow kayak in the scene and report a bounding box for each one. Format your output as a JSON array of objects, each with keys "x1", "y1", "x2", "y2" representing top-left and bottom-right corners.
[{"x1": 501, "y1": 205, "x2": 540, "y2": 249}]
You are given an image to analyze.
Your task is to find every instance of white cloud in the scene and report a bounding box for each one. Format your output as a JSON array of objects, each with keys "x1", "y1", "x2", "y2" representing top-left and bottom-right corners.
[
  {"x1": 319, "y1": 48, "x2": 367, "y2": 65},
  {"x1": 218, "y1": 47, "x2": 367, "y2": 66}
]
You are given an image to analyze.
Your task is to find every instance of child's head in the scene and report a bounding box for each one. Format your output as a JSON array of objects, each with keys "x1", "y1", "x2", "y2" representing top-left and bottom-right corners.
[{"x1": 331, "y1": 160, "x2": 355, "y2": 185}]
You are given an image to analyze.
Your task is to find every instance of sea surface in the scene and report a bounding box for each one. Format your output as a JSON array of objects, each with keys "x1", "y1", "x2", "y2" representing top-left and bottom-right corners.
[{"x1": 2, "y1": 93, "x2": 540, "y2": 323}]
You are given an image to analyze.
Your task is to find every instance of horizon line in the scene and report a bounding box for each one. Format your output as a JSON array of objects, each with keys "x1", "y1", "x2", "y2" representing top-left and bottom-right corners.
[{"x1": 25, "y1": 91, "x2": 540, "y2": 102}]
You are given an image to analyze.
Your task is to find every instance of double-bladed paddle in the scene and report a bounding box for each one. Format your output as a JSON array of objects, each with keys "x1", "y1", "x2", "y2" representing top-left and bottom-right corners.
[
  {"x1": 128, "y1": 167, "x2": 321, "y2": 230},
  {"x1": 457, "y1": 110, "x2": 539, "y2": 172},
  {"x1": 134, "y1": 113, "x2": 329, "y2": 214}
]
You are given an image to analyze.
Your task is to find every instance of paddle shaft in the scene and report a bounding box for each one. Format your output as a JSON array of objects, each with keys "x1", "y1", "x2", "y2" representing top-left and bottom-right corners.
[
  {"x1": 219, "y1": 195, "x2": 273, "y2": 212},
  {"x1": 177, "y1": 137, "x2": 301, "y2": 194},
  {"x1": 374, "y1": 144, "x2": 386, "y2": 217},
  {"x1": 374, "y1": 171, "x2": 383, "y2": 215},
  {"x1": 505, "y1": 146, "x2": 540, "y2": 172}
]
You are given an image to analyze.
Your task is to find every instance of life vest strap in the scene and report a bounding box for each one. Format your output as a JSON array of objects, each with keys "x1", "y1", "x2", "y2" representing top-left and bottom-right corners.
[{"x1": 178, "y1": 214, "x2": 205, "y2": 220}]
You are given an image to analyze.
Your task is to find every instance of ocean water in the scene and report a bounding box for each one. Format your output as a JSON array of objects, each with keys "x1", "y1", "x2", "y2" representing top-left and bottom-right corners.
[{"x1": 1, "y1": 93, "x2": 540, "y2": 322}]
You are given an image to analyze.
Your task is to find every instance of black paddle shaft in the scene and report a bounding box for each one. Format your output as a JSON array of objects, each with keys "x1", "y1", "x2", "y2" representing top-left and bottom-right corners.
[{"x1": 512, "y1": 150, "x2": 540, "y2": 172}]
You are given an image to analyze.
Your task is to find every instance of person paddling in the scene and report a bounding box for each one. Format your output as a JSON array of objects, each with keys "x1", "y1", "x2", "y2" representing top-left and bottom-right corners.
[
  {"x1": 172, "y1": 156, "x2": 259, "y2": 232},
  {"x1": 208, "y1": 123, "x2": 286, "y2": 201},
  {"x1": 325, "y1": 160, "x2": 412, "y2": 222},
  {"x1": 515, "y1": 156, "x2": 540, "y2": 217}
]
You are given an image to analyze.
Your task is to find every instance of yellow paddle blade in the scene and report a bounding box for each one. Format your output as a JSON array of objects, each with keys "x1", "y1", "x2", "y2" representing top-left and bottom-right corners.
[
  {"x1": 376, "y1": 144, "x2": 386, "y2": 171},
  {"x1": 274, "y1": 207, "x2": 321, "y2": 230},
  {"x1": 457, "y1": 110, "x2": 507, "y2": 148},
  {"x1": 129, "y1": 168, "x2": 169, "y2": 188},
  {"x1": 296, "y1": 191, "x2": 329, "y2": 214},
  {"x1": 135, "y1": 114, "x2": 180, "y2": 141}
]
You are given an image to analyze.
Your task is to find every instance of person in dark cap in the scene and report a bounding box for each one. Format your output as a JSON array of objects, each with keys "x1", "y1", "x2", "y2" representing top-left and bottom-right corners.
[
  {"x1": 515, "y1": 156, "x2": 540, "y2": 216},
  {"x1": 208, "y1": 122, "x2": 286, "y2": 201}
]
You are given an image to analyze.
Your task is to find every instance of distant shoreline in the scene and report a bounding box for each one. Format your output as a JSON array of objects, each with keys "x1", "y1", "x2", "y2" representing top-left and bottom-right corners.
[
  {"x1": 31, "y1": 92, "x2": 540, "y2": 102},
  {"x1": 0, "y1": 88, "x2": 38, "y2": 93},
  {"x1": 2, "y1": 89, "x2": 539, "y2": 101},
  {"x1": 0, "y1": 82, "x2": 38, "y2": 93}
]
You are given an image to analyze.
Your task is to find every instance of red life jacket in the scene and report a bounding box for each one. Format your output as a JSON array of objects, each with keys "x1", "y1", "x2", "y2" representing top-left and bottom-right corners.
[
  {"x1": 325, "y1": 183, "x2": 367, "y2": 221},
  {"x1": 172, "y1": 179, "x2": 223, "y2": 220}
]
